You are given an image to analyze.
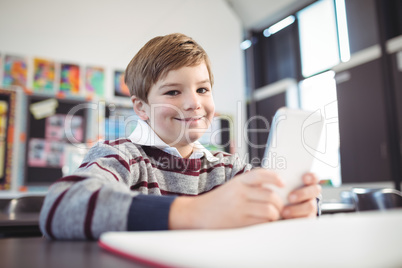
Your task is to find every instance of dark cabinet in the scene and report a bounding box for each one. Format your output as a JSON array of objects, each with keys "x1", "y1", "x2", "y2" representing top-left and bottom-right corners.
[
  {"x1": 336, "y1": 58, "x2": 391, "y2": 183},
  {"x1": 247, "y1": 91, "x2": 286, "y2": 164}
]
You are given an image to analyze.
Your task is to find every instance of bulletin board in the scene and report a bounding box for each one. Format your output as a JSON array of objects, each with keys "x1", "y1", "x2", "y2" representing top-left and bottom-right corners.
[
  {"x1": 104, "y1": 103, "x2": 138, "y2": 140},
  {"x1": 0, "y1": 88, "x2": 16, "y2": 190},
  {"x1": 24, "y1": 95, "x2": 88, "y2": 185}
]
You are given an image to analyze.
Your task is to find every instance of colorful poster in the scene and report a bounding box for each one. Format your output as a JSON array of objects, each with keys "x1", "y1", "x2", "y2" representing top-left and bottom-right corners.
[
  {"x1": 27, "y1": 138, "x2": 46, "y2": 167},
  {"x1": 45, "y1": 114, "x2": 84, "y2": 142},
  {"x1": 85, "y1": 66, "x2": 105, "y2": 98},
  {"x1": 28, "y1": 138, "x2": 65, "y2": 168},
  {"x1": 114, "y1": 70, "x2": 130, "y2": 97},
  {"x1": 3, "y1": 55, "x2": 27, "y2": 87},
  {"x1": 33, "y1": 58, "x2": 55, "y2": 92},
  {"x1": 60, "y1": 63, "x2": 80, "y2": 94}
]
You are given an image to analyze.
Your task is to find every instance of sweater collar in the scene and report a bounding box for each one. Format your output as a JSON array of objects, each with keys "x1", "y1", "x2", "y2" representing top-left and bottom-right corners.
[{"x1": 128, "y1": 119, "x2": 219, "y2": 162}]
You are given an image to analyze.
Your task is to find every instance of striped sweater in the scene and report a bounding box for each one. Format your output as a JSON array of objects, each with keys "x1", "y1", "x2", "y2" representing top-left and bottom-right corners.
[{"x1": 39, "y1": 139, "x2": 252, "y2": 240}]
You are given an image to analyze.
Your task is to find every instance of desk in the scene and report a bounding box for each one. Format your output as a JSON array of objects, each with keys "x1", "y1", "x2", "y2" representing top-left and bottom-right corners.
[
  {"x1": 321, "y1": 202, "x2": 355, "y2": 214},
  {"x1": 100, "y1": 209, "x2": 402, "y2": 267},
  {"x1": 0, "y1": 212, "x2": 41, "y2": 237},
  {"x1": 0, "y1": 195, "x2": 44, "y2": 237},
  {"x1": 0, "y1": 237, "x2": 146, "y2": 268}
]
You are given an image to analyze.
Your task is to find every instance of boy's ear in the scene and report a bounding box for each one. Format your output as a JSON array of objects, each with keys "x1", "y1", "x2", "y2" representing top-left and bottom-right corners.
[{"x1": 131, "y1": 95, "x2": 149, "y2": 120}]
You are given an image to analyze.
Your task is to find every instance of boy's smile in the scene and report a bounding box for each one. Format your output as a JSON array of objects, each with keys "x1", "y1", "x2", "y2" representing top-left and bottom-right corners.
[{"x1": 133, "y1": 62, "x2": 215, "y2": 157}]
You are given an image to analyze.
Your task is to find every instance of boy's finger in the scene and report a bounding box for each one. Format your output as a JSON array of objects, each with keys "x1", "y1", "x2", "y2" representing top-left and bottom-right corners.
[
  {"x1": 302, "y1": 173, "x2": 319, "y2": 185},
  {"x1": 240, "y1": 169, "x2": 285, "y2": 187},
  {"x1": 247, "y1": 202, "x2": 281, "y2": 222},
  {"x1": 288, "y1": 184, "x2": 322, "y2": 204},
  {"x1": 282, "y1": 199, "x2": 317, "y2": 219},
  {"x1": 246, "y1": 187, "x2": 284, "y2": 212}
]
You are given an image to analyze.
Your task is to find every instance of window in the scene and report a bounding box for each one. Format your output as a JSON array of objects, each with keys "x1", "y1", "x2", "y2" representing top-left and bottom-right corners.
[
  {"x1": 296, "y1": 0, "x2": 350, "y2": 186},
  {"x1": 244, "y1": 0, "x2": 351, "y2": 186},
  {"x1": 297, "y1": 0, "x2": 340, "y2": 77},
  {"x1": 299, "y1": 71, "x2": 341, "y2": 186}
]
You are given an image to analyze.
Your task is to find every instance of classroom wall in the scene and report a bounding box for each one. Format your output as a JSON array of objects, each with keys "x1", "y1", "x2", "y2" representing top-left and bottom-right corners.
[{"x1": 0, "y1": 0, "x2": 248, "y2": 157}]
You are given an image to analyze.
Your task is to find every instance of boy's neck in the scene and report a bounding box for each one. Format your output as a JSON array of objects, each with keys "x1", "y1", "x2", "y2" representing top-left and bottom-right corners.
[
  {"x1": 173, "y1": 143, "x2": 194, "y2": 159},
  {"x1": 144, "y1": 121, "x2": 194, "y2": 158}
]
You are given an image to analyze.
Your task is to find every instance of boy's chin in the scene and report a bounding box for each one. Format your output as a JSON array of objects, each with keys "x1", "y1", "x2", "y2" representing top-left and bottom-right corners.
[{"x1": 178, "y1": 134, "x2": 204, "y2": 145}]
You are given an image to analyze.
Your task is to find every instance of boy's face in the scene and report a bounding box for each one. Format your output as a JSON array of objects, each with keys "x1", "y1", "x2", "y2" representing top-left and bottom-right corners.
[{"x1": 136, "y1": 62, "x2": 215, "y2": 147}]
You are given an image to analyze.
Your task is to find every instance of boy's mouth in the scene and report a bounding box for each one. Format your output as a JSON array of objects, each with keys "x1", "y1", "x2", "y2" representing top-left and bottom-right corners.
[{"x1": 174, "y1": 116, "x2": 204, "y2": 122}]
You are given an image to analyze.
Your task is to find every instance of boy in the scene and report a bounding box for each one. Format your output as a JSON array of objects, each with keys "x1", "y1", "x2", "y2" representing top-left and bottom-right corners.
[{"x1": 39, "y1": 33, "x2": 321, "y2": 240}]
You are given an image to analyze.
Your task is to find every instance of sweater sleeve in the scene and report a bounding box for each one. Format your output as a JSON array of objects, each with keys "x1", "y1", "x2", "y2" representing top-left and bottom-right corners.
[
  {"x1": 39, "y1": 140, "x2": 174, "y2": 240},
  {"x1": 127, "y1": 194, "x2": 176, "y2": 231},
  {"x1": 229, "y1": 154, "x2": 253, "y2": 179}
]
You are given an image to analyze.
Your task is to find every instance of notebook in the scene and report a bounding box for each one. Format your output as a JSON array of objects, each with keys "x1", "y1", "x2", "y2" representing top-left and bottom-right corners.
[{"x1": 98, "y1": 210, "x2": 402, "y2": 267}]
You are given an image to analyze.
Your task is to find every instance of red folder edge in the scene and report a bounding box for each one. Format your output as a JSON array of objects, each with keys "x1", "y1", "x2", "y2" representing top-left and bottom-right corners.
[{"x1": 98, "y1": 240, "x2": 176, "y2": 268}]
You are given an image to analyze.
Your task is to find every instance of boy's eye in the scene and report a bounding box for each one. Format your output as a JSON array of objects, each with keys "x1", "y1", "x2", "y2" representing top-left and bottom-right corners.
[
  {"x1": 197, "y1": 88, "x2": 208, "y2": 94},
  {"x1": 165, "y1": 90, "x2": 179, "y2": 96}
]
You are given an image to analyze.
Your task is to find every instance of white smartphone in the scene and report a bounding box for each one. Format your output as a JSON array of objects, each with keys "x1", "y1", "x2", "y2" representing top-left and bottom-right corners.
[{"x1": 262, "y1": 107, "x2": 324, "y2": 204}]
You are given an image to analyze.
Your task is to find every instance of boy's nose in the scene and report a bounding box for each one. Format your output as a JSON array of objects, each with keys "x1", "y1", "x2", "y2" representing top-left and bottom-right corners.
[{"x1": 183, "y1": 92, "x2": 201, "y2": 110}]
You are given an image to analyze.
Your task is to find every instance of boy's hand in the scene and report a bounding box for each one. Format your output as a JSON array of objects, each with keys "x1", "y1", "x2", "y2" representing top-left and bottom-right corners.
[
  {"x1": 169, "y1": 169, "x2": 285, "y2": 230},
  {"x1": 281, "y1": 173, "x2": 322, "y2": 219}
]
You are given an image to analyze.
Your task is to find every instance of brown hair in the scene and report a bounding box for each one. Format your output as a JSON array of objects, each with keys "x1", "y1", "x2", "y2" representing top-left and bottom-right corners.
[{"x1": 124, "y1": 33, "x2": 214, "y2": 102}]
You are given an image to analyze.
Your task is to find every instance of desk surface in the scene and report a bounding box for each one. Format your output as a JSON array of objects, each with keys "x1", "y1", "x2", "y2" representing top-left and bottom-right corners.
[
  {"x1": 321, "y1": 202, "x2": 355, "y2": 213},
  {"x1": 100, "y1": 209, "x2": 402, "y2": 268},
  {"x1": 0, "y1": 212, "x2": 39, "y2": 226},
  {"x1": 0, "y1": 212, "x2": 41, "y2": 238},
  {"x1": 0, "y1": 237, "x2": 146, "y2": 268}
]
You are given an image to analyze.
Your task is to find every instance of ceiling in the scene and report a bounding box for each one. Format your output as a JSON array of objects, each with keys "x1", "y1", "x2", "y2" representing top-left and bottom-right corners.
[{"x1": 224, "y1": 0, "x2": 315, "y2": 31}]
